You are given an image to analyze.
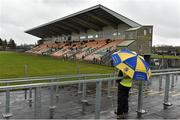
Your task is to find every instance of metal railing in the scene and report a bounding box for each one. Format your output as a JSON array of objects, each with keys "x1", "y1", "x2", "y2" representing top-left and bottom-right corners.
[
  {"x1": 0, "y1": 73, "x2": 112, "y2": 83},
  {"x1": 151, "y1": 68, "x2": 180, "y2": 73},
  {"x1": 1, "y1": 68, "x2": 179, "y2": 83},
  {"x1": 0, "y1": 76, "x2": 120, "y2": 119},
  {"x1": 0, "y1": 70, "x2": 180, "y2": 119},
  {"x1": 137, "y1": 71, "x2": 180, "y2": 118}
]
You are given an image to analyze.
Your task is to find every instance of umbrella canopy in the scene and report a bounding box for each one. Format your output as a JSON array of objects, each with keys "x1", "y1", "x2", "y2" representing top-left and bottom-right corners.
[{"x1": 112, "y1": 49, "x2": 151, "y2": 81}]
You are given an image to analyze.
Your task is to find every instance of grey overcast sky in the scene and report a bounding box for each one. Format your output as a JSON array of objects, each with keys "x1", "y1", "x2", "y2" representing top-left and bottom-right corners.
[{"x1": 0, "y1": 0, "x2": 180, "y2": 46}]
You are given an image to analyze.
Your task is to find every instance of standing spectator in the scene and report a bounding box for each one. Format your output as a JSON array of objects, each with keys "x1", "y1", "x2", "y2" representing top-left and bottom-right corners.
[{"x1": 115, "y1": 70, "x2": 132, "y2": 119}]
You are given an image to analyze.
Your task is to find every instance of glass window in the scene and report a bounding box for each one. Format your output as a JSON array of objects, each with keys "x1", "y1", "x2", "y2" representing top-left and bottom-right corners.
[
  {"x1": 139, "y1": 45, "x2": 142, "y2": 51},
  {"x1": 95, "y1": 34, "x2": 98, "y2": 38},
  {"x1": 149, "y1": 41, "x2": 151, "y2": 46},
  {"x1": 80, "y1": 36, "x2": 86, "y2": 39},
  {"x1": 144, "y1": 30, "x2": 147, "y2": 36},
  {"x1": 126, "y1": 32, "x2": 135, "y2": 39},
  {"x1": 149, "y1": 28, "x2": 152, "y2": 34},
  {"x1": 118, "y1": 32, "x2": 121, "y2": 36},
  {"x1": 88, "y1": 35, "x2": 93, "y2": 39},
  {"x1": 113, "y1": 32, "x2": 117, "y2": 36}
]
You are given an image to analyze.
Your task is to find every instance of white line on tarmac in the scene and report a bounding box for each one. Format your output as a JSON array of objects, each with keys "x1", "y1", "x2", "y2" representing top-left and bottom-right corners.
[
  {"x1": 172, "y1": 93, "x2": 180, "y2": 97},
  {"x1": 145, "y1": 91, "x2": 161, "y2": 95}
]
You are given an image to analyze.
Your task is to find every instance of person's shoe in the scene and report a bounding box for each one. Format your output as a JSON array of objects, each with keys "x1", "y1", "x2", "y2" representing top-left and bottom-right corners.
[
  {"x1": 117, "y1": 114, "x2": 125, "y2": 119},
  {"x1": 114, "y1": 111, "x2": 117, "y2": 115},
  {"x1": 123, "y1": 113, "x2": 128, "y2": 119}
]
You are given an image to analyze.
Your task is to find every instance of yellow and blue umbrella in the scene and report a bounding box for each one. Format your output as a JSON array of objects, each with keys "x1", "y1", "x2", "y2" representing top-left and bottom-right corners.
[{"x1": 112, "y1": 49, "x2": 151, "y2": 81}]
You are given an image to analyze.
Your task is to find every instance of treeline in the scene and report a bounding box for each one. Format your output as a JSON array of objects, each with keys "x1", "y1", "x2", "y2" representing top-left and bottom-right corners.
[
  {"x1": 152, "y1": 45, "x2": 180, "y2": 56},
  {"x1": 0, "y1": 38, "x2": 16, "y2": 50}
]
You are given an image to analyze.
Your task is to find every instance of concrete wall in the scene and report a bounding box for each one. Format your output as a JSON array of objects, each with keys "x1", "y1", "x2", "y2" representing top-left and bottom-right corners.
[
  {"x1": 44, "y1": 23, "x2": 130, "y2": 42},
  {"x1": 127, "y1": 41, "x2": 137, "y2": 52},
  {"x1": 71, "y1": 33, "x2": 79, "y2": 41},
  {"x1": 116, "y1": 41, "x2": 137, "y2": 52},
  {"x1": 70, "y1": 23, "x2": 130, "y2": 41},
  {"x1": 125, "y1": 26, "x2": 153, "y2": 55},
  {"x1": 136, "y1": 26, "x2": 153, "y2": 55}
]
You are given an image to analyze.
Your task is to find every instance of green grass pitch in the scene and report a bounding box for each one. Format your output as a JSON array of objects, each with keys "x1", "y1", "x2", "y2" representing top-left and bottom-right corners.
[{"x1": 0, "y1": 51, "x2": 114, "y2": 79}]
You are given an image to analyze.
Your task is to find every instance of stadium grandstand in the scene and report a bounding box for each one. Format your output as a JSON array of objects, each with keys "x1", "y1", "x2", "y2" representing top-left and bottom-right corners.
[{"x1": 25, "y1": 4, "x2": 153, "y2": 65}]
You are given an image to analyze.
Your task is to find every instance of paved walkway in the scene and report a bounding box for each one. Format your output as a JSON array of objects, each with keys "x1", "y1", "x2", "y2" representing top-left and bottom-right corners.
[{"x1": 83, "y1": 91, "x2": 180, "y2": 119}]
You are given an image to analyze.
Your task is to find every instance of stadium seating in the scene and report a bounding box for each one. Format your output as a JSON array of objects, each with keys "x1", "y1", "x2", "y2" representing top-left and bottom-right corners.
[
  {"x1": 26, "y1": 39, "x2": 123, "y2": 64},
  {"x1": 84, "y1": 39, "x2": 123, "y2": 61},
  {"x1": 75, "y1": 39, "x2": 107, "y2": 59}
]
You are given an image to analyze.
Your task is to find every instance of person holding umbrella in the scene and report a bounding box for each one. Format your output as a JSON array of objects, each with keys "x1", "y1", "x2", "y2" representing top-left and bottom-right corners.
[
  {"x1": 112, "y1": 49, "x2": 151, "y2": 119},
  {"x1": 116, "y1": 70, "x2": 132, "y2": 119}
]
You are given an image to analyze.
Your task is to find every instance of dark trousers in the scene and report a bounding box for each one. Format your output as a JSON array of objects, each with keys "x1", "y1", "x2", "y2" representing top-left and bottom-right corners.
[{"x1": 117, "y1": 83, "x2": 131, "y2": 115}]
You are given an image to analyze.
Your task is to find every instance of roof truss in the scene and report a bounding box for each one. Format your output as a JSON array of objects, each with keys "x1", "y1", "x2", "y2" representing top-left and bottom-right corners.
[{"x1": 87, "y1": 12, "x2": 118, "y2": 29}]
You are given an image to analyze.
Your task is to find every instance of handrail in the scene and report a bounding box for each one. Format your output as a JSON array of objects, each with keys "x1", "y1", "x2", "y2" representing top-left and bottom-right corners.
[
  {"x1": 0, "y1": 68, "x2": 180, "y2": 84},
  {"x1": 0, "y1": 70, "x2": 179, "y2": 119},
  {"x1": 0, "y1": 73, "x2": 112, "y2": 83},
  {"x1": 0, "y1": 68, "x2": 179, "y2": 81},
  {"x1": 0, "y1": 77, "x2": 121, "y2": 91},
  {"x1": 151, "y1": 68, "x2": 180, "y2": 73},
  {"x1": 152, "y1": 71, "x2": 180, "y2": 75},
  {"x1": 0, "y1": 71, "x2": 180, "y2": 91},
  {"x1": 0, "y1": 73, "x2": 111, "y2": 81}
]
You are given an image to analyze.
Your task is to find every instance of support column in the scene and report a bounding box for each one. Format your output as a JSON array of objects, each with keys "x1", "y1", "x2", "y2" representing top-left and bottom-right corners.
[
  {"x1": 81, "y1": 81, "x2": 88, "y2": 115},
  {"x1": 112, "y1": 70, "x2": 116, "y2": 88},
  {"x1": 137, "y1": 80, "x2": 146, "y2": 118},
  {"x1": 24, "y1": 89, "x2": 27, "y2": 100},
  {"x1": 28, "y1": 87, "x2": 33, "y2": 107},
  {"x1": 2, "y1": 90, "x2": 13, "y2": 119},
  {"x1": 34, "y1": 87, "x2": 41, "y2": 119},
  {"x1": 95, "y1": 81, "x2": 102, "y2": 119},
  {"x1": 107, "y1": 75, "x2": 112, "y2": 98},
  {"x1": 24, "y1": 65, "x2": 28, "y2": 100},
  {"x1": 78, "y1": 82, "x2": 82, "y2": 94},
  {"x1": 77, "y1": 63, "x2": 82, "y2": 94},
  {"x1": 176, "y1": 74, "x2": 178, "y2": 82},
  {"x1": 171, "y1": 74, "x2": 175, "y2": 89},
  {"x1": 55, "y1": 77, "x2": 60, "y2": 103},
  {"x1": 49, "y1": 86, "x2": 56, "y2": 119},
  {"x1": 163, "y1": 74, "x2": 172, "y2": 109},
  {"x1": 159, "y1": 75, "x2": 162, "y2": 91}
]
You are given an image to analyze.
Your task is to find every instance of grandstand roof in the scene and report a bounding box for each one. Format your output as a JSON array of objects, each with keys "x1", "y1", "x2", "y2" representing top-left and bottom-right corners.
[
  {"x1": 25, "y1": 4, "x2": 142, "y2": 38},
  {"x1": 117, "y1": 40, "x2": 135, "y2": 47},
  {"x1": 126, "y1": 26, "x2": 142, "y2": 31}
]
